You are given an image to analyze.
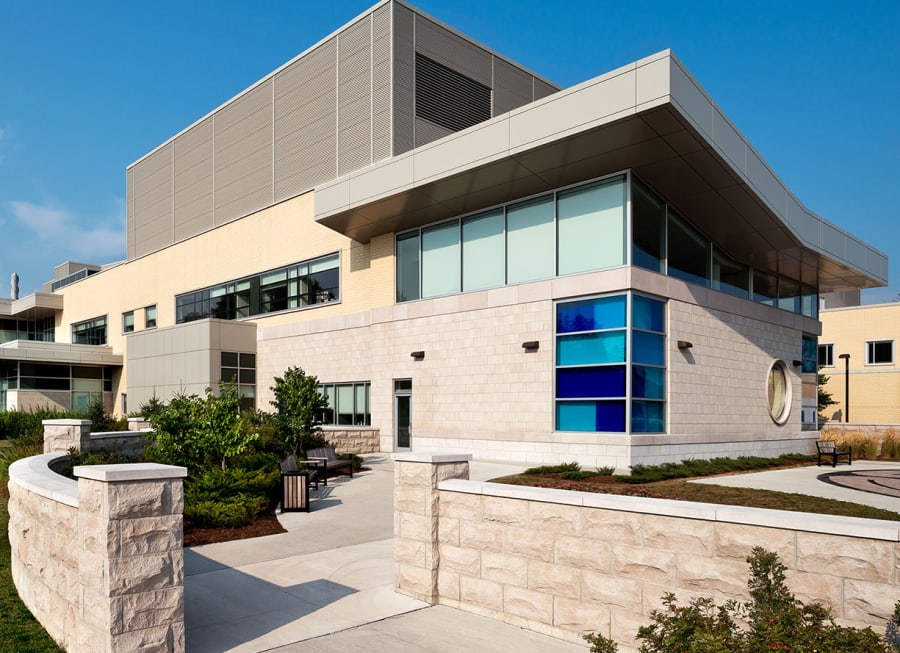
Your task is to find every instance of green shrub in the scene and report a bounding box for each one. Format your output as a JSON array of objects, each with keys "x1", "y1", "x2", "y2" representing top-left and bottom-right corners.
[
  {"x1": 624, "y1": 455, "x2": 814, "y2": 484},
  {"x1": 183, "y1": 494, "x2": 269, "y2": 528},
  {"x1": 524, "y1": 462, "x2": 582, "y2": 475},
  {"x1": 0, "y1": 435, "x2": 44, "y2": 487},
  {"x1": 586, "y1": 549, "x2": 900, "y2": 652}
]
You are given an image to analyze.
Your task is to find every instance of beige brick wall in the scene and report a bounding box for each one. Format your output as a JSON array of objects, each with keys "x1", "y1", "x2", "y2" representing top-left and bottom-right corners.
[
  {"x1": 394, "y1": 457, "x2": 900, "y2": 652},
  {"x1": 820, "y1": 304, "x2": 900, "y2": 423},
  {"x1": 260, "y1": 268, "x2": 815, "y2": 468}
]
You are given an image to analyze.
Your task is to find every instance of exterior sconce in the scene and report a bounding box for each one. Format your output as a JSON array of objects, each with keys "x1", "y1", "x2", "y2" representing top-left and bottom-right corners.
[
  {"x1": 792, "y1": 360, "x2": 803, "y2": 367},
  {"x1": 677, "y1": 341, "x2": 693, "y2": 350},
  {"x1": 410, "y1": 351, "x2": 425, "y2": 360},
  {"x1": 522, "y1": 341, "x2": 540, "y2": 351}
]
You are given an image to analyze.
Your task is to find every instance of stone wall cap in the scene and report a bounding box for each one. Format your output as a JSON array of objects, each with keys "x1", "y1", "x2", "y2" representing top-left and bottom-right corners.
[
  {"x1": 393, "y1": 452, "x2": 473, "y2": 463},
  {"x1": 8, "y1": 453, "x2": 78, "y2": 507},
  {"x1": 41, "y1": 419, "x2": 91, "y2": 426},
  {"x1": 74, "y1": 463, "x2": 188, "y2": 482},
  {"x1": 89, "y1": 430, "x2": 153, "y2": 439},
  {"x1": 438, "y1": 478, "x2": 900, "y2": 541}
]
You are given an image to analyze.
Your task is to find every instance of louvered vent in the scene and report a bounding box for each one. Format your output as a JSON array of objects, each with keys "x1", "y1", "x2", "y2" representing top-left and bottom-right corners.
[{"x1": 415, "y1": 53, "x2": 491, "y2": 133}]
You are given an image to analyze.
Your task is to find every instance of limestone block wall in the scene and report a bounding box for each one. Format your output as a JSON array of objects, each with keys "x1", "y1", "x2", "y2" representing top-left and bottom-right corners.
[
  {"x1": 7, "y1": 454, "x2": 187, "y2": 653},
  {"x1": 322, "y1": 426, "x2": 380, "y2": 454},
  {"x1": 43, "y1": 418, "x2": 152, "y2": 457},
  {"x1": 394, "y1": 455, "x2": 900, "y2": 652}
]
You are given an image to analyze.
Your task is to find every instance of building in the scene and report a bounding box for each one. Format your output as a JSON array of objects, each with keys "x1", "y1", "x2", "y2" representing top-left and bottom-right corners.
[
  {"x1": 819, "y1": 303, "x2": 900, "y2": 424},
  {"x1": 0, "y1": 0, "x2": 887, "y2": 470}
]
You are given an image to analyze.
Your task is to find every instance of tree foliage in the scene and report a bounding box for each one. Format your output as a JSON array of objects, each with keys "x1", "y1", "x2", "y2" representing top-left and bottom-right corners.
[
  {"x1": 145, "y1": 382, "x2": 259, "y2": 471},
  {"x1": 270, "y1": 366, "x2": 328, "y2": 455},
  {"x1": 818, "y1": 368, "x2": 836, "y2": 415}
]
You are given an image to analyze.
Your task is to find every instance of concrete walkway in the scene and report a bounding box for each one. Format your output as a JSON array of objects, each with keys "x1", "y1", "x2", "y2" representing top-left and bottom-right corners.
[
  {"x1": 184, "y1": 456, "x2": 586, "y2": 652},
  {"x1": 186, "y1": 457, "x2": 900, "y2": 652}
]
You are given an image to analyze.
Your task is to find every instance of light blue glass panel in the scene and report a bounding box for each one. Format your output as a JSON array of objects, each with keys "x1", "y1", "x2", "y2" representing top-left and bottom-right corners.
[
  {"x1": 422, "y1": 222, "x2": 460, "y2": 297},
  {"x1": 556, "y1": 295, "x2": 626, "y2": 333},
  {"x1": 558, "y1": 178, "x2": 625, "y2": 275},
  {"x1": 632, "y1": 401, "x2": 665, "y2": 433},
  {"x1": 632, "y1": 296, "x2": 665, "y2": 332},
  {"x1": 632, "y1": 366, "x2": 665, "y2": 399},
  {"x1": 556, "y1": 401, "x2": 596, "y2": 431},
  {"x1": 557, "y1": 331, "x2": 626, "y2": 365},
  {"x1": 462, "y1": 210, "x2": 505, "y2": 291},
  {"x1": 507, "y1": 195, "x2": 555, "y2": 284},
  {"x1": 633, "y1": 332, "x2": 665, "y2": 366}
]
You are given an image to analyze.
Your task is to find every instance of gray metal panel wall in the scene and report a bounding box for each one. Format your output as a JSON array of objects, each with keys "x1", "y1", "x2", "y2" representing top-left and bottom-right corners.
[
  {"x1": 534, "y1": 78, "x2": 558, "y2": 101},
  {"x1": 132, "y1": 143, "x2": 173, "y2": 259},
  {"x1": 274, "y1": 39, "x2": 338, "y2": 202},
  {"x1": 372, "y1": 3, "x2": 392, "y2": 163},
  {"x1": 414, "y1": 117, "x2": 454, "y2": 148},
  {"x1": 338, "y1": 16, "x2": 373, "y2": 177},
  {"x1": 493, "y1": 58, "x2": 534, "y2": 116},
  {"x1": 126, "y1": 168, "x2": 135, "y2": 260},
  {"x1": 392, "y1": 2, "x2": 415, "y2": 156},
  {"x1": 214, "y1": 79, "x2": 273, "y2": 225},
  {"x1": 414, "y1": 16, "x2": 492, "y2": 87},
  {"x1": 174, "y1": 116, "x2": 215, "y2": 241}
]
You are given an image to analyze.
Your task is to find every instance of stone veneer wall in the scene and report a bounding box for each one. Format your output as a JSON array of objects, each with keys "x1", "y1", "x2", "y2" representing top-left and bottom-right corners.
[
  {"x1": 394, "y1": 454, "x2": 900, "y2": 652},
  {"x1": 322, "y1": 426, "x2": 380, "y2": 453},
  {"x1": 43, "y1": 419, "x2": 152, "y2": 457},
  {"x1": 7, "y1": 454, "x2": 186, "y2": 652},
  {"x1": 822, "y1": 423, "x2": 900, "y2": 436}
]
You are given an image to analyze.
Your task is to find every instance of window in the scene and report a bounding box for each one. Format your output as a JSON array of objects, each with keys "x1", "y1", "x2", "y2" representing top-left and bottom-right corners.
[
  {"x1": 72, "y1": 316, "x2": 107, "y2": 345},
  {"x1": 866, "y1": 340, "x2": 893, "y2": 365},
  {"x1": 221, "y1": 351, "x2": 256, "y2": 410},
  {"x1": 145, "y1": 305, "x2": 157, "y2": 329},
  {"x1": 766, "y1": 360, "x2": 791, "y2": 425},
  {"x1": 319, "y1": 382, "x2": 371, "y2": 426},
  {"x1": 631, "y1": 178, "x2": 666, "y2": 274},
  {"x1": 176, "y1": 254, "x2": 339, "y2": 324},
  {"x1": 123, "y1": 311, "x2": 134, "y2": 333},
  {"x1": 818, "y1": 343, "x2": 834, "y2": 367},
  {"x1": 556, "y1": 293, "x2": 666, "y2": 433},
  {"x1": 667, "y1": 210, "x2": 709, "y2": 286}
]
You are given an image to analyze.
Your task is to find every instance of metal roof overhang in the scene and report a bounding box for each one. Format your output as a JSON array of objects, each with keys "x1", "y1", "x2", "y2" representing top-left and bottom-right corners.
[{"x1": 314, "y1": 50, "x2": 886, "y2": 292}]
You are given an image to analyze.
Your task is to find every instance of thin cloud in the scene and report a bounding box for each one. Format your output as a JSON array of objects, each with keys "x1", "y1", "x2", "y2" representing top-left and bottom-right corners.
[{"x1": 6, "y1": 200, "x2": 125, "y2": 261}]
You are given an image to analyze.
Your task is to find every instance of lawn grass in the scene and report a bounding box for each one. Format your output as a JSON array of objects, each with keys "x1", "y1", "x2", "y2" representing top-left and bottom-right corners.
[{"x1": 0, "y1": 496, "x2": 63, "y2": 653}]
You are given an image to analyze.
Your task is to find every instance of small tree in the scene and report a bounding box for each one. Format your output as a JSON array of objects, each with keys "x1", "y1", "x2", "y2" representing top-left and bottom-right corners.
[
  {"x1": 818, "y1": 367, "x2": 836, "y2": 420},
  {"x1": 270, "y1": 366, "x2": 328, "y2": 455}
]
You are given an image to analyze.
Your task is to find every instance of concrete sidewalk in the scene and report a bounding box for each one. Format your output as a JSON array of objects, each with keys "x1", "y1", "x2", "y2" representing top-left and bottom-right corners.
[{"x1": 184, "y1": 456, "x2": 586, "y2": 652}]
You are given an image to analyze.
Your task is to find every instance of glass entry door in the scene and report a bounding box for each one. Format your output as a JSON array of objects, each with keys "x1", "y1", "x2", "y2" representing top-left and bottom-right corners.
[{"x1": 394, "y1": 379, "x2": 412, "y2": 451}]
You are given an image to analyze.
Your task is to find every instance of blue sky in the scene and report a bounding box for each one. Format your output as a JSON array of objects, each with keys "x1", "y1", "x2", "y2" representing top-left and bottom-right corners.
[{"x1": 1, "y1": 0, "x2": 898, "y2": 301}]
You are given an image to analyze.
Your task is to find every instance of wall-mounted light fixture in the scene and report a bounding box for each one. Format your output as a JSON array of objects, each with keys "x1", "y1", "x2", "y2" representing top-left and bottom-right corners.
[
  {"x1": 410, "y1": 351, "x2": 425, "y2": 360},
  {"x1": 792, "y1": 360, "x2": 803, "y2": 367},
  {"x1": 677, "y1": 340, "x2": 693, "y2": 350},
  {"x1": 522, "y1": 340, "x2": 540, "y2": 352}
]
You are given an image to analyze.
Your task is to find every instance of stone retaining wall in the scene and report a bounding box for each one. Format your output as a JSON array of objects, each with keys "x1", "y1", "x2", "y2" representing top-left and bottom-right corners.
[
  {"x1": 43, "y1": 419, "x2": 152, "y2": 457},
  {"x1": 822, "y1": 423, "x2": 900, "y2": 436},
  {"x1": 394, "y1": 453, "x2": 900, "y2": 652},
  {"x1": 323, "y1": 426, "x2": 380, "y2": 454},
  {"x1": 7, "y1": 454, "x2": 186, "y2": 652}
]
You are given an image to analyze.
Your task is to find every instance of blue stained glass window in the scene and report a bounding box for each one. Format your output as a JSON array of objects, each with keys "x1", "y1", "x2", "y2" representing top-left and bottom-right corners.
[
  {"x1": 558, "y1": 331, "x2": 626, "y2": 366},
  {"x1": 633, "y1": 332, "x2": 665, "y2": 366},
  {"x1": 556, "y1": 295, "x2": 626, "y2": 333},
  {"x1": 633, "y1": 295, "x2": 665, "y2": 332},
  {"x1": 557, "y1": 366, "x2": 626, "y2": 398},
  {"x1": 632, "y1": 366, "x2": 665, "y2": 399},
  {"x1": 557, "y1": 400, "x2": 626, "y2": 432},
  {"x1": 632, "y1": 401, "x2": 665, "y2": 433}
]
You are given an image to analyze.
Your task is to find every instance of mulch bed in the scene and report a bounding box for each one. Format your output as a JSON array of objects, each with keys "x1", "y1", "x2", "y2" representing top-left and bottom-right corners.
[{"x1": 183, "y1": 511, "x2": 286, "y2": 547}]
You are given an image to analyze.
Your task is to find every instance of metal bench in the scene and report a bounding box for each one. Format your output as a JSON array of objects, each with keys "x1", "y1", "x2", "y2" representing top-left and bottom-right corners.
[
  {"x1": 816, "y1": 440, "x2": 852, "y2": 467},
  {"x1": 301, "y1": 446, "x2": 353, "y2": 486}
]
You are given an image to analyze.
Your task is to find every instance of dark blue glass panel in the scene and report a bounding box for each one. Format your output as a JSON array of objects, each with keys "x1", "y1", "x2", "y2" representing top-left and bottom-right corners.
[
  {"x1": 556, "y1": 366, "x2": 625, "y2": 398},
  {"x1": 633, "y1": 332, "x2": 665, "y2": 366},
  {"x1": 632, "y1": 401, "x2": 665, "y2": 433},
  {"x1": 556, "y1": 400, "x2": 626, "y2": 432},
  {"x1": 632, "y1": 366, "x2": 665, "y2": 399},
  {"x1": 557, "y1": 295, "x2": 626, "y2": 333},
  {"x1": 557, "y1": 331, "x2": 626, "y2": 365},
  {"x1": 632, "y1": 295, "x2": 665, "y2": 332}
]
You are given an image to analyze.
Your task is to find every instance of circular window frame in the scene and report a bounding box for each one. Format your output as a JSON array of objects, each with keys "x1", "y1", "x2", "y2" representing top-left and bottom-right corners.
[{"x1": 766, "y1": 359, "x2": 792, "y2": 425}]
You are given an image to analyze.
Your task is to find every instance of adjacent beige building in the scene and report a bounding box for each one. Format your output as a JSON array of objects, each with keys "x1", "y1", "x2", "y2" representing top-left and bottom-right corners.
[
  {"x1": 0, "y1": 0, "x2": 888, "y2": 470},
  {"x1": 819, "y1": 303, "x2": 900, "y2": 424}
]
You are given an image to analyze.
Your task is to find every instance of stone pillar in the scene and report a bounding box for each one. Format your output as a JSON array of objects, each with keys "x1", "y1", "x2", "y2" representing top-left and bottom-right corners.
[
  {"x1": 127, "y1": 417, "x2": 152, "y2": 431},
  {"x1": 75, "y1": 463, "x2": 187, "y2": 653},
  {"x1": 43, "y1": 418, "x2": 91, "y2": 453},
  {"x1": 394, "y1": 452, "x2": 470, "y2": 602}
]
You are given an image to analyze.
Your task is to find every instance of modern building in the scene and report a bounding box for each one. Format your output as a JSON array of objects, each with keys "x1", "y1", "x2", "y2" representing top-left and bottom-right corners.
[
  {"x1": 819, "y1": 303, "x2": 900, "y2": 424},
  {"x1": 0, "y1": 0, "x2": 887, "y2": 469}
]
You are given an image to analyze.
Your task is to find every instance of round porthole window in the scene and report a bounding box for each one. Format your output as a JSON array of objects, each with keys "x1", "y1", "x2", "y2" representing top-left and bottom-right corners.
[{"x1": 766, "y1": 360, "x2": 791, "y2": 425}]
